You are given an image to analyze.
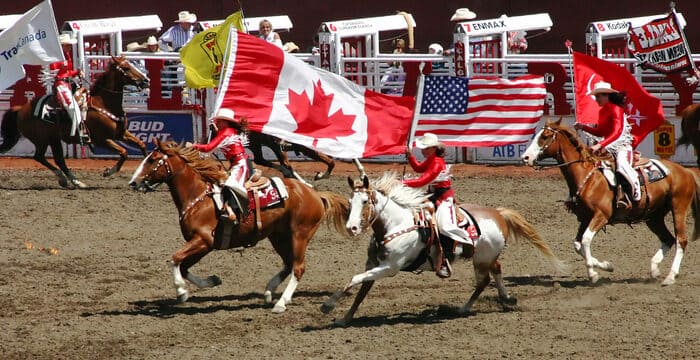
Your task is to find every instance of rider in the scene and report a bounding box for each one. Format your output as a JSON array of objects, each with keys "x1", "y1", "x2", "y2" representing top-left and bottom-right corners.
[
  {"x1": 403, "y1": 133, "x2": 475, "y2": 278},
  {"x1": 50, "y1": 33, "x2": 85, "y2": 140},
  {"x1": 574, "y1": 81, "x2": 641, "y2": 208},
  {"x1": 187, "y1": 108, "x2": 250, "y2": 224}
]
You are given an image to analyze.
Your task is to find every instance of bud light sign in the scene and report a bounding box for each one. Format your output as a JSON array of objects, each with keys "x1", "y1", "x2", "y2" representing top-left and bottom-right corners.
[{"x1": 91, "y1": 112, "x2": 194, "y2": 157}]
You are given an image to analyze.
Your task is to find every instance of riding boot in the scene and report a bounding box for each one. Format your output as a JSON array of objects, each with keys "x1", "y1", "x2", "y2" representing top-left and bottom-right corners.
[{"x1": 437, "y1": 235, "x2": 454, "y2": 278}]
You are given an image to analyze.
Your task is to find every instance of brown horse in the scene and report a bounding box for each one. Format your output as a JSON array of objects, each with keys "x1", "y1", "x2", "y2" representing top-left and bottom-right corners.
[
  {"x1": 522, "y1": 118, "x2": 700, "y2": 285},
  {"x1": 247, "y1": 131, "x2": 335, "y2": 182},
  {"x1": 128, "y1": 139, "x2": 349, "y2": 312},
  {"x1": 0, "y1": 56, "x2": 150, "y2": 188},
  {"x1": 678, "y1": 103, "x2": 700, "y2": 167}
]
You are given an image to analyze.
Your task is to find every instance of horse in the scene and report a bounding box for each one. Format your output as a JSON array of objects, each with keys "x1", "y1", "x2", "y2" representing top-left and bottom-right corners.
[
  {"x1": 678, "y1": 103, "x2": 700, "y2": 167},
  {"x1": 0, "y1": 55, "x2": 150, "y2": 188},
  {"x1": 521, "y1": 118, "x2": 700, "y2": 285},
  {"x1": 320, "y1": 172, "x2": 565, "y2": 326},
  {"x1": 246, "y1": 131, "x2": 335, "y2": 181},
  {"x1": 128, "y1": 139, "x2": 349, "y2": 313}
]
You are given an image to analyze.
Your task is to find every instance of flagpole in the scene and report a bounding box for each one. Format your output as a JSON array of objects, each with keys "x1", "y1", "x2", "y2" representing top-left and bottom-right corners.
[
  {"x1": 565, "y1": 40, "x2": 579, "y2": 125},
  {"x1": 407, "y1": 73, "x2": 426, "y2": 149},
  {"x1": 669, "y1": 2, "x2": 700, "y2": 82}
]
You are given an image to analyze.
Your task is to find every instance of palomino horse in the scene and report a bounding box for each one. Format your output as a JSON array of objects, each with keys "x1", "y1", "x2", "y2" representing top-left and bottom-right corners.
[
  {"x1": 521, "y1": 118, "x2": 700, "y2": 285},
  {"x1": 678, "y1": 103, "x2": 700, "y2": 167},
  {"x1": 0, "y1": 56, "x2": 150, "y2": 188},
  {"x1": 320, "y1": 173, "x2": 565, "y2": 326},
  {"x1": 129, "y1": 139, "x2": 349, "y2": 313},
  {"x1": 247, "y1": 131, "x2": 335, "y2": 181}
]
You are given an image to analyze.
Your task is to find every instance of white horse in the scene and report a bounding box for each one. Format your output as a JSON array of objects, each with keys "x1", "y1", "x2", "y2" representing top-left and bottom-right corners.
[{"x1": 321, "y1": 172, "x2": 567, "y2": 326}]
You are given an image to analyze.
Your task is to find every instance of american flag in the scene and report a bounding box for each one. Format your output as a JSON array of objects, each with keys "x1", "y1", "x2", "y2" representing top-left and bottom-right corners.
[{"x1": 411, "y1": 74, "x2": 547, "y2": 147}]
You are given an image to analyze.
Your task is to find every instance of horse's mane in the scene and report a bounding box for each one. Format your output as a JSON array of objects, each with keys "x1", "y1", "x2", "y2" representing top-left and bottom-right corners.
[
  {"x1": 90, "y1": 61, "x2": 115, "y2": 94},
  {"x1": 161, "y1": 141, "x2": 227, "y2": 184},
  {"x1": 372, "y1": 171, "x2": 430, "y2": 208},
  {"x1": 548, "y1": 121, "x2": 597, "y2": 163}
]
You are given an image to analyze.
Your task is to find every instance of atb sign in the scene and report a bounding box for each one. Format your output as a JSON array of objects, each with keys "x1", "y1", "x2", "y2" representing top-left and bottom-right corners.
[{"x1": 653, "y1": 122, "x2": 675, "y2": 158}]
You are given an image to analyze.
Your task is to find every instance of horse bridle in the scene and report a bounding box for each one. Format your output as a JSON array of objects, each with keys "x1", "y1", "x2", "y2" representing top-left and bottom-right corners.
[
  {"x1": 94, "y1": 58, "x2": 149, "y2": 94},
  {"x1": 354, "y1": 187, "x2": 389, "y2": 231},
  {"x1": 140, "y1": 152, "x2": 174, "y2": 190},
  {"x1": 533, "y1": 126, "x2": 583, "y2": 170}
]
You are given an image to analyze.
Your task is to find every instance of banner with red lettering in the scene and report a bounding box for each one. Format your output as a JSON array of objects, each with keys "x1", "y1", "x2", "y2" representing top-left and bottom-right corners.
[{"x1": 627, "y1": 12, "x2": 693, "y2": 74}]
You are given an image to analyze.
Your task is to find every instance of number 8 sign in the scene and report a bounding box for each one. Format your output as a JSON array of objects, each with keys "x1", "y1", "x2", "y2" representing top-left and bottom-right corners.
[{"x1": 653, "y1": 122, "x2": 675, "y2": 158}]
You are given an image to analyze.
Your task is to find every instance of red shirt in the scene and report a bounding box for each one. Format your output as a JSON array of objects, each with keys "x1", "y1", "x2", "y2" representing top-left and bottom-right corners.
[
  {"x1": 192, "y1": 127, "x2": 247, "y2": 162},
  {"x1": 578, "y1": 102, "x2": 626, "y2": 149},
  {"x1": 49, "y1": 50, "x2": 80, "y2": 80},
  {"x1": 403, "y1": 153, "x2": 454, "y2": 201}
]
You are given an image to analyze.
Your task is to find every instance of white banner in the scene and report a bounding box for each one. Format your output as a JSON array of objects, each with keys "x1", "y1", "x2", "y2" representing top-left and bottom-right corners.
[{"x1": 0, "y1": 0, "x2": 63, "y2": 90}]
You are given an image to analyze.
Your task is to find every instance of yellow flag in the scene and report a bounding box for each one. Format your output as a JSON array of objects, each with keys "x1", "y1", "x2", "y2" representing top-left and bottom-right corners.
[{"x1": 180, "y1": 11, "x2": 245, "y2": 88}]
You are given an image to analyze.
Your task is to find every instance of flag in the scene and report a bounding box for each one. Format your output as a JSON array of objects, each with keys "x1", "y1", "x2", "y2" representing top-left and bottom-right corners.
[
  {"x1": 214, "y1": 29, "x2": 415, "y2": 159},
  {"x1": 573, "y1": 51, "x2": 665, "y2": 148},
  {"x1": 0, "y1": 0, "x2": 63, "y2": 90},
  {"x1": 180, "y1": 11, "x2": 245, "y2": 88},
  {"x1": 627, "y1": 12, "x2": 694, "y2": 74},
  {"x1": 411, "y1": 74, "x2": 546, "y2": 147}
]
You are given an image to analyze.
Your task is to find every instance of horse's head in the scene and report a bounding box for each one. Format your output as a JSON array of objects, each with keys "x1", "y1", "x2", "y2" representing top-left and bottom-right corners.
[
  {"x1": 346, "y1": 175, "x2": 373, "y2": 236},
  {"x1": 522, "y1": 118, "x2": 567, "y2": 166},
  {"x1": 111, "y1": 55, "x2": 150, "y2": 90},
  {"x1": 129, "y1": 139, "x2": 180, "y2": 192}
]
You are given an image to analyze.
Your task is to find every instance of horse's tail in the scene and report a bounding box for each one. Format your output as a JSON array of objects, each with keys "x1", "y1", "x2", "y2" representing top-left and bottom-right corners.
[
  {"x1": 497, "y1": 207, "x2": 569, "y2": 273},
  {"x1": 0, "y1": 108, "x2": 21, "y2": 153},
  {"x1": 317, "y1": 191, "x2": 351, "y2": 236},
  {"x1": 678, "y1": 104, "x2": 700, "y2": 146},
  {"x1": 691, "y1": 170, "x2": 700, "y2": 242}
]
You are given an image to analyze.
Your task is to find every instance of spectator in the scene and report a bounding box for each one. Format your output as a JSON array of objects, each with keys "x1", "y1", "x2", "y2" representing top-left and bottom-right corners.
[
  {"x1": 283, "y1": 42, "x2": 300, "y2": 53},
  {"x1": 258, "y1": 19, "x2": 283, "y2": 48},
  {"x1": 125, "y1": 42, "x2": 144, "y2": 52},
  {"x1": 159, "y1": 11, "x2": 197, "y2": 52},
  {"x1": 144, "y1": 36, "x2": 161, "y2": 53},
  {"x1": 507, "y1": 31, "x2": 528, "y2": 54},
  {"x1": 444, "y1": 8, "x2": 477, "y2": 56},
  {"x1": 429, "y1": 43, "x2": 446, "y2": 71}
]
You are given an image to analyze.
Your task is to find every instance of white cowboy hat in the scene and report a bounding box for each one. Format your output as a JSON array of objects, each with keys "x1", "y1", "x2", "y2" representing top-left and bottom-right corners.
[
  {"x1": 210, "y1": 108, "x2": 236, "y2": 122},
  {"x1": 125, "y1": 42, "x2": 143, "y2": 52},
  {"x1": 587, "y1": 81, "x2": 619, "y2": 96},
  {"x1": 146, "y1": 36, "x2": 158, "y2": 46},
  {"x1": 415, "y1": 133, "x2": 444, "y2": 149},
  {"x1": 283, "y1": 42, "x2": 300, "y2": 53},
  {"x1": 175, "y1": 11, "x2": 197, "y2": 23},
  {"x1": 450, "y1": 8, "x2": 477, "y2": 22},
  {"x1": 428, "y1": 43, "x2": 443, "y2": 55},
  {"x1": 58, "y1": 33, "x2": 77, "y2": 45}
]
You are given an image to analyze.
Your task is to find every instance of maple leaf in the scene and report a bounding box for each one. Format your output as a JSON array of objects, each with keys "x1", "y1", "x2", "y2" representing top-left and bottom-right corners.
[{"x1": 286, "y1": 79, "x2": 356, "y2": 147}]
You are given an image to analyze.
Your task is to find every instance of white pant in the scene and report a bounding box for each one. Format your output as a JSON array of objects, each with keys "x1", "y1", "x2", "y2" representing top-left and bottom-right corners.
[
  {"x1": 612, "y1": 146, "x2": 641, "y2": 201},
  {"x1": 435, "y1": 197, "x2": 473, "y2": 245},
  {"x1": 56, "y1": 83, "x2": 81, "y2": 136},
  {"x1": 223, "y1": 158, "x2": 249, "y2": 197}
]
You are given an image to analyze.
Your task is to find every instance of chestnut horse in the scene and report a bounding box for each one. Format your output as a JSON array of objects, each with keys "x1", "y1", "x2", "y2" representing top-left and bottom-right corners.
[
  {"x1": 678, "y1": 103, "x2": 700, "y2": 167},
  {"x1": 0, "y1": 56, "x2": 150, "y2": 188},
  {"x1": 321, "y1": 173, "x2": 566, "y2": 326},
  {"x1": 247, "y1": 131, "x2": 335, "y2": 181},
  {"x1": 522, "y1": 119, "x2": 700, "y2": 285},
  {"x1": 128, "y1": 139, "x2": 349, "y2": 313}
]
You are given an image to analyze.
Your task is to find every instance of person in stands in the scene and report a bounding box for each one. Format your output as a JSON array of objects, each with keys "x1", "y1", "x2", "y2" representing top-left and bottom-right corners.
[
  {"x1": 258, "y1": 19, "x2": 283, "y2": 48},
  {"x1": 159, "y1": 11, "x2": 197, "y2": 51},
  {"x1": 50, "y1": 33, "x2": 85, "y2": 141},
  {"x1": 403, "y1": 133, "x2": 475, "y2": 278},
  {"x1": 186, "y1": 108, "x2": 250, "y2": 224},
  {"x1": 574, "y1": 81, "x2": 641, "y2": 208},
  {"x1": 444, "y1": 8, "x2": 477, "y2": 56}
]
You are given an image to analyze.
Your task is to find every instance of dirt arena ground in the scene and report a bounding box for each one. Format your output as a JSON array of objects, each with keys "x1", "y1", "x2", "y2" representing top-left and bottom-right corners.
[{"x1": 1, "y1": 157, "x2": 698, "y2": 359}]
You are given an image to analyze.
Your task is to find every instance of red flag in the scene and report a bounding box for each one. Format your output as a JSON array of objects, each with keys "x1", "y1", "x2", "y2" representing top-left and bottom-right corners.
[
  {"x1": 573, "y1": 51, "x2": 665, "y2": 148},
  {"x1": 214, "y1": 30, "x2": 415, "y2": 158}
]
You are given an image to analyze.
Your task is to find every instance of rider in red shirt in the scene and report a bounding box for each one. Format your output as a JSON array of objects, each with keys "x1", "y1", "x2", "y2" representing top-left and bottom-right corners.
[
  {"x1": 50, "y1": 34, "x2": 83, "y2": 139},
  {"x1": 575, "y1": 81, "x2": 641, "y2": 207},
  {"x1": 187, "y1": 108, "x2": 250, "y2": 224},
  {"x1": 403, "y1": 133, "x2": 474, "y2": 278}
]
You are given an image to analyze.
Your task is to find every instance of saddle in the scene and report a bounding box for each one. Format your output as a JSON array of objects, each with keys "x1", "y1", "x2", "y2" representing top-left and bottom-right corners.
[{"x1": 595, "y1": 154, "x2": 669, "y2": 209}]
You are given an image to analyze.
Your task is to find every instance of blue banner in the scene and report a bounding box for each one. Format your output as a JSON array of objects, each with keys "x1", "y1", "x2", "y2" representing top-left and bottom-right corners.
[{"x1": 91, "y1": 112, "x2": 194, "y2": 157}]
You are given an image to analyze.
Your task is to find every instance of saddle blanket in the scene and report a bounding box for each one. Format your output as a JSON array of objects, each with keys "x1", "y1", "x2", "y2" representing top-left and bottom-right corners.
[{"x1": 248, "y1": 177, "x2": 288, "y2": 210}]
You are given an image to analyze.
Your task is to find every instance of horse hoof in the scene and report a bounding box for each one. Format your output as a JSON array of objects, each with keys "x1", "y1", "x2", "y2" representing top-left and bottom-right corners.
[
  {"x1": 208, "y1": 275, "x2": 222, "y2": 287},
  {"x1": 661, "y1": 277, "x2": 676, "y2": 286},
  {"x1": 102, "y1": 168, "x2": 114, "y2": 177},
  {"x1": 271, "y1": 302, "x2": 286, "y2": 313},
  {"x1": 333, "y1": 317, "x2": 351, "y2": 327},
  {"x1": 71, "y1": 180, "x2": 88, "y2": 189},
  {"x1": 320, "y1": 302, "x2": 335, "y2": 314},
  {"x1": 177, "y1": 292, "x2": 189, "y2": 303},
  {"x1": 58, "y1": 178, "x2": 69, "y2": 188},
  {"x1": 264, "y1": 290, "x2": 273, "y2": 304},
  {"x1": 589, "y1": 274, "x2": 600, "y2": 285},
  {"x1": 500, "y1": 296, "x2": 518, "y2": 306}
]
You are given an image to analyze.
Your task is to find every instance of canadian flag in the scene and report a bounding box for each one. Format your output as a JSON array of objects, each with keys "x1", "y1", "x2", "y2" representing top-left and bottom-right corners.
[
  {"x1": 214, "y1": 29, "x2": 415, "y2": 159},
  {"x1": 573, "y1": 51, "x2": 665, "y2": 148}
]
